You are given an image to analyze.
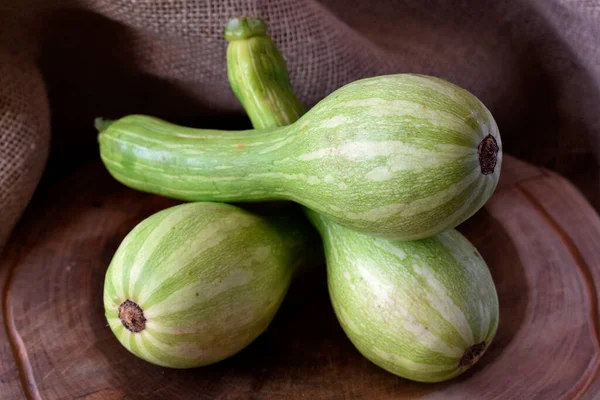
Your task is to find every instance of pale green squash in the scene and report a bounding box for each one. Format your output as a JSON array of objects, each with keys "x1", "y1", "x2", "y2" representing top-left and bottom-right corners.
[
  {"x1": 306, "y1": 209, "x2": 499, "y2": 382},
  {"x1": 225, "y1": 20, "x2": 499, "y2": 382},
  {"x1": 98, "y1": 73, "x2": 502, "y2": 240},
  {"x1": 104, "y1": 202, "x2": 319, "y2": 368}
]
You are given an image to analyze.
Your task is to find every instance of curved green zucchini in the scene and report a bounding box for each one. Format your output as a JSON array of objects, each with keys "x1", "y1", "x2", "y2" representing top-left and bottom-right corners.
[
  {"x1": 306, "y1": 209, "x2": 498, "y2": 382},
  {"x1": 224, "y1": 19, "x2": 498, "y2": 382},
  {"x1": 225, "y1": 33, "x2": 498, "y2": 382},
  {"x1": 104, "y1": 202, "x2": 320, "y2": 368},
  {"x1": 98, "y1": 73, "x2": 502, "y2": 240},
  {"x1": 225, "y1": 17, "x2": 305, "y2": 129}
]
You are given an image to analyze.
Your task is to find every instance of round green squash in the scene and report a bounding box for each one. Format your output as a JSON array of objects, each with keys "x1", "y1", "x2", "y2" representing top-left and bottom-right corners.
[
  {"x1": 98, "y1": 73, "x2": 501, "y2": 240},
  {"x1": 104, "y1": 202, "x2": 319, "y2": 368},
  {"x1": 305, "y1": 209, "x2": 499, "y2": 382}
]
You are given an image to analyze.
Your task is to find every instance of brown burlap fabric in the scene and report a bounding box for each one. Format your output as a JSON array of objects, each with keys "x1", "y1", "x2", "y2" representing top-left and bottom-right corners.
[
  {"x1": 1, "y1": 0, "x2": 599, "y2": 249},
  {"x1": 0, "y1": 50, "x2": 49, "y2": 248}
]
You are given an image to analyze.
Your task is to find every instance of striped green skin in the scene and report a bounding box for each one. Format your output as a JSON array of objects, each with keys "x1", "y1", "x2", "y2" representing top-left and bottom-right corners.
[
  {"x1": 104, "y1": 202, "x2": 318, "y2": 368},
  {"x1": 98, "y1": 73, "x2": 502, "y2": 240},
  {"x1": 225, "y1": 17, "x2": 305, "y2": 129},
  {"x1": 227, "y1": 31, "x2": 498, "y2": 382},
  {"x1": 305, "y1": 209, "x2": 498, "y2": 382}
]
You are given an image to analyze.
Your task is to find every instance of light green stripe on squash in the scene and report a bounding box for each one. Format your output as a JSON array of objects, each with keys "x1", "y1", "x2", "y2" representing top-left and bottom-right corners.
[
  {"x1": 98, "y1": 73, "x2": 501, "y2": 240},
  {"x1": 103, "y1": 202, "x2": 320, "y2": 368},
  {"x1": 306, "y1": 209, "x2": 499, "y2": 383},
  {"x1": 128, "y1": 333, "x2": 141, "y2": 359},
  {"x1": 135, "y1": 332, "x2": 201, "y2": 368},
  {"x1": 121, "y1": 208, "x2": 172, "y2": 301},
  {"x1": 130, "y1": 203, "x2": 246, "y2": 308},
  {"x1": 103, "y1": 268, "x2": 119, "y2": 305}
]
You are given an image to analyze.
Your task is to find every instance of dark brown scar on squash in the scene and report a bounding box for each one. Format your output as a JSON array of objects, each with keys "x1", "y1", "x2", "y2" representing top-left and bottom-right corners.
[
  {"x1": 118, "y1": 300, "x2": 146, "y2": 333},
  {"x1": 459, "y1": 342, "x2": 487, "y2": 368},
  {"x1": 478, "y1": 135, "x2": 499, "y2": 175}
]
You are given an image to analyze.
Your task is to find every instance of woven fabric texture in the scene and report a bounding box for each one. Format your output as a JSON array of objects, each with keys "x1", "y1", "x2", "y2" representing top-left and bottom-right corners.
[{"x1": 0, "y1": 0, "x2": 599, "y2": 248}]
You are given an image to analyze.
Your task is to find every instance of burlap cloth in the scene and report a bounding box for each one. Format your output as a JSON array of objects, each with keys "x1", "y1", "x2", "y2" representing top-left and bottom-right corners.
[{"x1": 1, "y1": 0, "x2": 599, "y2": 249}]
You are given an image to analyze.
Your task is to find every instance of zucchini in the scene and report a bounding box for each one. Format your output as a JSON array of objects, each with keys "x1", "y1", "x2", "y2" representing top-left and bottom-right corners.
[
  {"x1": 306, "y1": 209, "x2": 499, "y2": 382},
  {"x1": 225, "y1": 20, "x2": 499, "y2": 382},
  {"x1": 104, "y1": 202, "x2": 320, "y2": 368},
  {"x1": 98, "y1": 73, "x2": 501, "y2": 240}
]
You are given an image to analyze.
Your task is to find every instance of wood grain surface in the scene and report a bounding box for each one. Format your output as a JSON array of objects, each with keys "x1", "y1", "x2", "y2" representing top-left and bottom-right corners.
[{"x1": 1, "y1": 154, "x2": 599, "y2": 400}]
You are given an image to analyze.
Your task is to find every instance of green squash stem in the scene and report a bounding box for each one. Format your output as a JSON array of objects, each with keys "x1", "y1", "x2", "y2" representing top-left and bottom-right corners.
[{"x1": 225, "y1": 16, "x2": 305, "y2": 129}]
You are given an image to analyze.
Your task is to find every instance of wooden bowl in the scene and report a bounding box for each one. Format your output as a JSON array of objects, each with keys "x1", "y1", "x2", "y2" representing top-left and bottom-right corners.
[{"x1": 2, "y1": 155, "x2": 599, "y2": 399}]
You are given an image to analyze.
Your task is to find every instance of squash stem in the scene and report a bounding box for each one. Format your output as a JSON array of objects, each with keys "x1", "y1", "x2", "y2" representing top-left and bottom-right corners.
[
  {"x1": 95, "y1": 118, "x2": 115, "y2": 135},
  {"x1": 225, "y1": 17, "x2": 305, "y2": 130},
  {"x1": 224, "y1": 17, "x2": 268, "y2": 41}
]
